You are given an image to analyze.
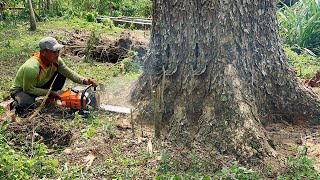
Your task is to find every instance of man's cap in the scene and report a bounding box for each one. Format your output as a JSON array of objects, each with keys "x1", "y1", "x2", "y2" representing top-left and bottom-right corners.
[{"x1": 39, "y1": 37, "x2": 64, "y2": 51}]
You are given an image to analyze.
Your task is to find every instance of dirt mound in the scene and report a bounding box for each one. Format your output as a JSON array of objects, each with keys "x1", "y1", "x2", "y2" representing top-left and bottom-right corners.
[
  {"x1": 6, "y1": 116, "x2": 72, "y2": 148},
  {"x1": 63, "y1": 30, "x2": 149, "y2": 63}
]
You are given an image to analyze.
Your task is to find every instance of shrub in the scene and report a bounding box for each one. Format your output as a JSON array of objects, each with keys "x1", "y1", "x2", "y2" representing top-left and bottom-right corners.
[
  {"x1": 122, "y1": 57, "x2": 142, "y2": 73},
  {"x1": 135, "y1": 0, "x2": 152, "y2": 17},
  {"x1": 103, "y1": 18, "x2": 114, "y2": 29},
  {"x1": 86, "y1": 12, "x2": 96, "y2": 22},
  {"x1": 284, "y1": 47, "x2": 320, "y2": 78},
  {"x1": 278, "y1": 146, "x2": 320, "y2": 179},
  {"x1": 277, "y1": 0, "x2": 320, "y2": 55}
]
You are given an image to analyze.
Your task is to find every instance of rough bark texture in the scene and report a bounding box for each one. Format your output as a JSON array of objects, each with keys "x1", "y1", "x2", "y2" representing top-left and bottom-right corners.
[
  {"x1": 46, "y1": 0, "x2": 51, "y2": 11},
  {"x1": 132, "y1": 0, "x2": 320, "y2": 163},
  {"x1": 28, "y1": 0, "x2": 36, "y2": 31}
]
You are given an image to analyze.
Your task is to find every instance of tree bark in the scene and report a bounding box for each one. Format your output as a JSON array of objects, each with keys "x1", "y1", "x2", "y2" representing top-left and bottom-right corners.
[
  {"x1": 132, "y1": 0, "x2": 320, "y2": 164},
  {"x1": 0, "y1": 1, "x2": 4, "y2": 21},
  {"x1": 28, "y1": 0, "x2": 37, "y2": 31},
  {"x1": 46, "y1": 0, "x2": 51, "y2": 11}
]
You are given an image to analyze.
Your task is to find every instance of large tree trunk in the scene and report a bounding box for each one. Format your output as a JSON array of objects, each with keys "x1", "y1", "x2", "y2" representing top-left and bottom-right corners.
[
  {"x1": 28, "y1": 0, "x2": 37, "y2": 31},
  {"x1": 132, "y1": 0, "x2": 320, "y2": 163}
]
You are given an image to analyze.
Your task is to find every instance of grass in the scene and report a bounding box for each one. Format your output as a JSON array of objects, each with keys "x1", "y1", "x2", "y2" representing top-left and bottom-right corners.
[
  {"x1": 277, "y1": 0, "x2": 320, "y2": 55},
  {"x1": 0, "y1": 18, "x2": 123, "y2": 101},
  {"x1": 285, "y1": 46, "x2": 320, "y2": 79}
]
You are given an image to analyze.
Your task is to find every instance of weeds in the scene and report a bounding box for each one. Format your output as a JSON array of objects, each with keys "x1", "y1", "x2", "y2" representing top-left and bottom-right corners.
[
  {"x1": 284, "y1": 47, "x2": 320, "y2": 78},
  {"x1": 278, "y1": 0, "x2": 320, "y2": 55},
  {"x1": 278, "y1": 146, "x2": 320, "y2": 179},
  {"x1": 214, "y1": 165, "x2": 261, "y2": 180},
  {"x1": 0, "y1": 122, "x2": 59, "y2": 179},
  {"x1": 81, "y1": 124, "x2": 98, "y2": 139},
  {"x1": 84, "y1": 30, "x2": 100, "y2": 63},
  {"x1": 102, "y1": 120, "x2": 115, "y2": 139},
  {"x1": 157, "y1": 151, "x2": 171, "y2": 174}
]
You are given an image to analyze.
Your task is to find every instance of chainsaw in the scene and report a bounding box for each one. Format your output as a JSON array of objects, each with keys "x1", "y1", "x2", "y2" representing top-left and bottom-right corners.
[
  {"x1": 57, "y1": 85, "x2": 100, "y2": 114},
  {"x1": 1, "y1": 84, "x2": 132, "y2": 115}
]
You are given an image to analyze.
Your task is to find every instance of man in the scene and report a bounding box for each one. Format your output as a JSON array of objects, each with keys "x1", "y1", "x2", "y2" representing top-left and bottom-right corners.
[{"x1": 10, "y1": 37, "x2": 98, "y2": 112}]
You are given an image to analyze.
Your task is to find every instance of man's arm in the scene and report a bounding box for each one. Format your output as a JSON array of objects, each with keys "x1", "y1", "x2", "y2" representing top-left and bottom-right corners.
[{"x1": 22, "y1": 66, "x2": 49, "y2": 96}]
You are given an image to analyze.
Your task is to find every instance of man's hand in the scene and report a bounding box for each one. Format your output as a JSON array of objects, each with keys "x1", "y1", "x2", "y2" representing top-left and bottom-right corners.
[
  {"x1": 49, "y1": 90, "x2": 61, "y2": 99},
  {"x1": 83, "y1": 78, "x2": 99, "y2": 87}
]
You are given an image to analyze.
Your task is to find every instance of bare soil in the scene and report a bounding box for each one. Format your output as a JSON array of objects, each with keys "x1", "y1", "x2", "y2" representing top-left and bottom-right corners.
[
  {"x1": 62, "y1": 30, "x2": 149, "y2": 63},
  {"x1": 265, "y1": 121, "x2": 320, "y2": 172}
]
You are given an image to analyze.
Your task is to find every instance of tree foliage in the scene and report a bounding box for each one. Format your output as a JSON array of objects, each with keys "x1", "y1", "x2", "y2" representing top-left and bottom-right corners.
[{"x1": 1, "y1": 0, "x2": 151, "y2": 23}]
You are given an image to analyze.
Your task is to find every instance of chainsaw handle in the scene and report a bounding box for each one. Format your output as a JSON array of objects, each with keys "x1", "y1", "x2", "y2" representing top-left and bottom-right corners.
[
  {"x1": 70, "y1": 88, "x2": 79, "y2": 93},
  {"x1": 80, "y1": 85, "x2": 93, "y2": 112}
]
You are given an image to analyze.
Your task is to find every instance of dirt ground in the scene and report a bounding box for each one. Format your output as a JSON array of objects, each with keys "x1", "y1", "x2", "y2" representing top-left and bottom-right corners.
[{"x1": 265, "y1": 119, "x2": 320, "y2": 172}]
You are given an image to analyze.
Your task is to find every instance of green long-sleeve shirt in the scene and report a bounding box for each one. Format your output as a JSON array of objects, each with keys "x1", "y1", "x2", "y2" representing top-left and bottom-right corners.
[{"x1": 10, "y1": 56, "x2": 85, "y2": 96}]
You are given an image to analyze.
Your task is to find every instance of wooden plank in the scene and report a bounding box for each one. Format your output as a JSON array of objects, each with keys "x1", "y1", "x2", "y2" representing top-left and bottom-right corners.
[{"x1": 97, "y1": 16, "x2": 152, "y2": 25}]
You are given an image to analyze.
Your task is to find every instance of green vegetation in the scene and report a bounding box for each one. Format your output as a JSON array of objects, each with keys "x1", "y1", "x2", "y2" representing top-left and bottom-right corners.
[
  {"x1": 278, "y1": 146, "x2": 320, "y2": 179},
  {"x1": 2, "y1": 0, "x2": 152, "y2": 24},
  {"x1": 0, "y1": 121, "x2": 60, "y2": 179},
  {"x1": 278, "y1": 0, "x2": 320, "y2": 56},
  {"x1": 285, "y1": 47, "x2": 320, "y2": 78},
  {"x1": 277, "y1": 0, "x2": 320, "y2": 79}
]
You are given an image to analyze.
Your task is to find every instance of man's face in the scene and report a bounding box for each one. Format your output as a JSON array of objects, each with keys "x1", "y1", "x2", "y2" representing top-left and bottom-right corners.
[{"x1": 42, "y1": 49, "x2": 60, "y2": 63}]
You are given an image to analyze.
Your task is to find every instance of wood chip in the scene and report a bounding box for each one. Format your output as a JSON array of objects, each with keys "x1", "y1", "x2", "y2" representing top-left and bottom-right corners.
[
  {"x1": 116, "y1": 118, "x2": 132, "y2": 129},
  {"x1": 63, "y1": 148, "x2": 73, "y2": 154},
  {"x1": 83, "y1": 152, "x2": 96, "y2": 167},
  {"x1": 155, "y1": 156, "x2": 162, "y2": 161},
  {"x1": 147, "y1": 139, "x2": 153, "y2": 154}
]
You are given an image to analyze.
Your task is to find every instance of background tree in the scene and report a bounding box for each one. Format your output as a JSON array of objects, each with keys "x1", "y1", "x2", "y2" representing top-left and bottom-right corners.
[
  {"x1": 0, "y1": 0, "x2": 5, "y2": 21},
  {"x1": 28, "y1": 0, "x2": 36, "y2": 30},
  {"x1": 46, "y1": 0, "x2": 51, "y2": 11},
  {"x1": 132, "y1": 0, "x2": 320, "y2": 163}
]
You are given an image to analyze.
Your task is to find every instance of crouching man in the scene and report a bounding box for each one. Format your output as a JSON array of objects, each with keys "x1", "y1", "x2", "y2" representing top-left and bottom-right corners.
[{"x1": 10, "y1": 37, "x2": 98, "y2": 113}]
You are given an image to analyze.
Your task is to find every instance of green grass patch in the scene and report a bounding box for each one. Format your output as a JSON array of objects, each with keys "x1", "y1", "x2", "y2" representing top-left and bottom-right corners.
[
  {"x1": 277, "y1": 0, "x2": 320, "y2": 56},
  {"x1": 0, "y1": 121, "x2": 57, "y2": 179},
  {"x1": 284, "y1": 47, "x2": 320, "y2": 79},
  {"x1": 278, "y1": 146, "x2": 320, "y2": 179}
]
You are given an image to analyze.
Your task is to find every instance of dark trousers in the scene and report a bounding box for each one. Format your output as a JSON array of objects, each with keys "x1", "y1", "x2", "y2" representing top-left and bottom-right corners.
[{"x1": 10, "y1": 72, "x2": 66, "y2": 111}]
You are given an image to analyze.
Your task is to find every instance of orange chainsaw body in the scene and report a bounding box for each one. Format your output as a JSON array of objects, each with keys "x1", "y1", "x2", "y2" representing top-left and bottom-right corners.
[
  {"x1": 57, "y1": 85, "x2": 99, "y2": 114},
  {"x1": 60, "y1": 88, "x2": 87, "y2": 110}
]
